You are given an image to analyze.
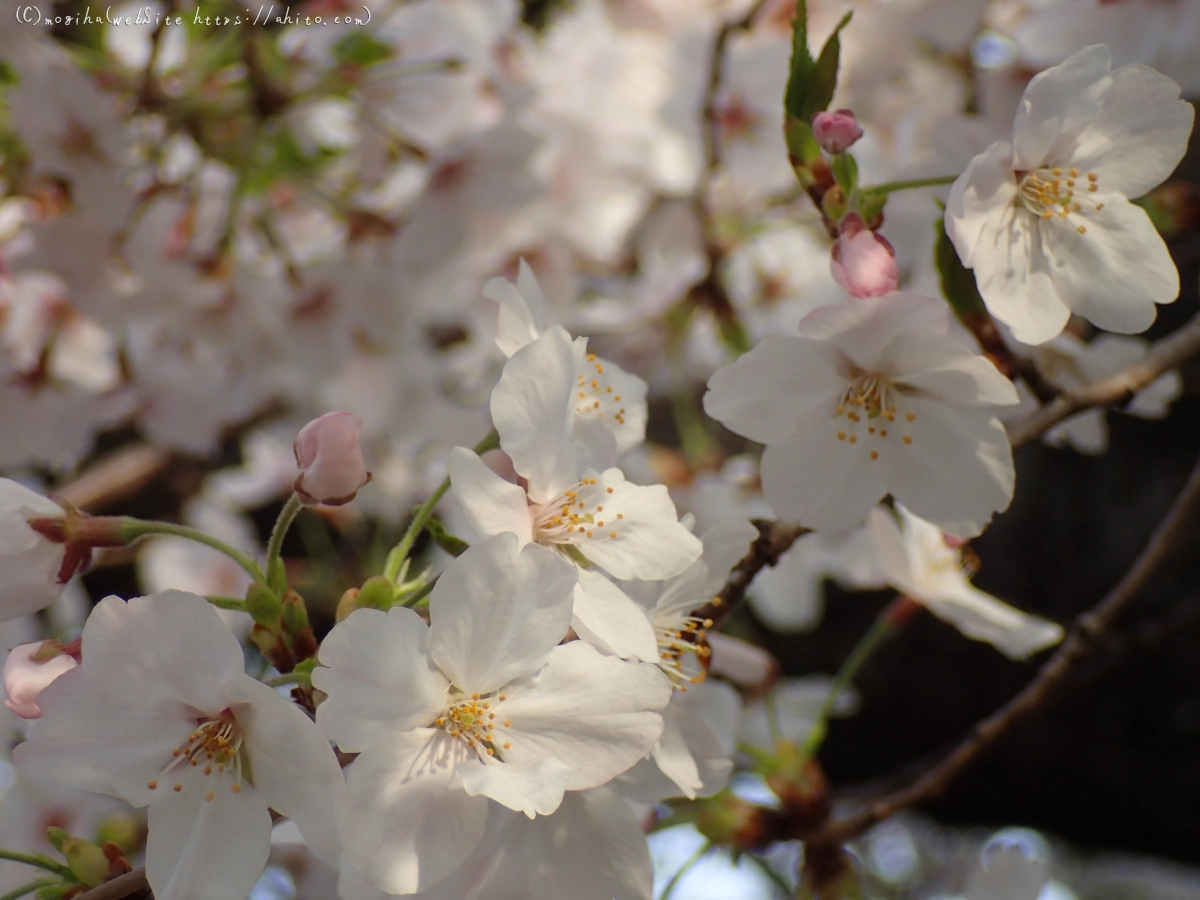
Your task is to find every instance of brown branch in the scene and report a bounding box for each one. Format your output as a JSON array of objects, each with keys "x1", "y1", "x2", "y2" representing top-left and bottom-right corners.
[
  {"x1": 1009, "y1": 312, "x2": 1200, "y2": 450},
  {"x1": 82, "y1": 867, "x2": 149, "y2": 900},
  {"x1": 694, "y1": 518, "x2": 811, "y2": 629},
  {"x1": 807, "y1": 447, "x2": 1200, "y2": 846}
]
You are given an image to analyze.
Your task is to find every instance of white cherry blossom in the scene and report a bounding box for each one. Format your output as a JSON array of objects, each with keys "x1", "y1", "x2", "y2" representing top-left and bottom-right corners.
[
  {"x1": 13, "y1": 591, "x2": 345, "y2": 900},
  {"x1": 0, "y1": 479, "x2": 70, "y2": 623},
  {"x1": 486, "y1": 263, "x2": 649, "y2": 458},
  {"x1": 312, "y1": 533, "x2": 671, "y2": 896},
  {"x1": 704, "y1": 293, "x2": 1020, "y2": 538},
  {"x1": 867, "y1": 504, "x2": 1064, "y2": 659},
  {"x1": 946, "y1": 45, "x2": 1194, "y2": 344}
]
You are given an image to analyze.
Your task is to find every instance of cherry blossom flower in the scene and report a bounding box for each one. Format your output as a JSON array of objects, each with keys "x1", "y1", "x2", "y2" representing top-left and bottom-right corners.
[
  {"x1": 13, "y1": 591, "x2": 345, "y2": 900},
  {"x1": 946, "y1": 45, "x2": 1194, "y2": 344},
  {"x1": 451, "y1": 326, "x2": 700, "y2": 656},
  {"x1": 485, "y1": 262, "x2": 648, "y2": 458},
  {"x1": 3, "y1": 639, "x2": 78, "y2": 718},
  {"x1": 338, "y1": 788, "x2": 654, "y2": 900},
  {"x1": 867, "y1": 504, "x2": 1063, "y2": 659},
  {"x1": 312, "y1": 533, "x2": 671, "y2": 896},
  {"x1": 0, "y1": 479, "x2": 71, "y2": 623},
  {"x1": 703, "y1": 293, "x2": 1019, "y2": 538},
  {"x1": 293, "y1": 411, "x2": 372, "y2": 506}
]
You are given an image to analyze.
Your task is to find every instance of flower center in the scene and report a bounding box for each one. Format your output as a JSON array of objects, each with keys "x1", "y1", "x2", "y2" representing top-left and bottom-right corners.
[
  {"x1": 531, "y1": 478, "x2": 623, "y2": 546},
  {"x1": 146, "y1": 710, "x2": 249, "y2": 802},
  {"x1": 435, "y1": 692, "x2": 512, "y2": 758},
  {"x1": 833, "y1": 371, "x2": 916, "y2": 458},
  {"x1": 1017, "y1": 166, "x2": 1103, "y2": 234},
  {"x1": 575, "y1": 353, "x2": 627, "y2": 427},
  {"x1": 656, "y1": 615, "x2": 712, "y2": 691}
]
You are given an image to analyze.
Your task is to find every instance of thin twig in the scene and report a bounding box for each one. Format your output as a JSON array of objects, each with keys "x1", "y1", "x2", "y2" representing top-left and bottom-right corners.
[
  {"x1": 80, "y1": 868, "x2": 149, "y2": 900},
  {"x1": 693, "y1": 518, "x2": 811, "y2": 628},
  {"x1": 1009, "y1": 312, "x2": 1200, "y2": 450},
  {"x1": 808, "y1": 449, "x2": 1200, "y2": 846}
]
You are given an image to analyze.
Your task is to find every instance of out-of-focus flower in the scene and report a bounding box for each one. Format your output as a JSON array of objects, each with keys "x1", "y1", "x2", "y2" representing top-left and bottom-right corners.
[
  {"x1": 0, "y1": 479, "x2": 70, "y2": 622},
  {"x1": 947, "y1": 45, "x2": 1194, "y2": 344},
  {"x1": 813, "y1": 109, "x2": 864, "y2": 154},
  {"x1": 704, "y1": 293, "x2": 1019, "y2": 538},
  {"x1": 293, "y1": 411, "x2": 372, "y2": 506}
]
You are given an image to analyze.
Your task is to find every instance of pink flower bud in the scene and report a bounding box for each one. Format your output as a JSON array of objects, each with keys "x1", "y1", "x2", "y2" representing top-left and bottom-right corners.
[
  {"x1": 812, "y1": 109, "x2": 863, "y2": 155},
  {"x1": 4, "y1": 640, "x2": 79, "y2": 718},
  {"x1": 707, "y1": 633, "x2": 779, "y2": 690},
  {"x1": 831, "y1": 214, "x2": 898, "y2": 298},
  {"x1": 293, "y1": 412, "x2": 371, "y2": 506}
]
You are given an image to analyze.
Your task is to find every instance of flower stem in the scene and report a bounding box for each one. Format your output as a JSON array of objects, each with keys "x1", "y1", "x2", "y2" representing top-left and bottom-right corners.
[
  {"x1": 0, "y1": 877, "x2": 61, "y2": 900},
  {"x1": 660, "y1": 841, "x2": 712, "y2": 900},
  {"x1": 264, "y1": 493, "x2": 305, "y2": 583},
  {"x1": 800, "y1": 596, "x2": 917, "y2": 757},
  {"x1": 860, "y1": 174, "x2": 957, "y2": 196},
  {"x1": 120, "y1": 519, "x2": 264, "y2": 583},
  {"x1": 205, "y1": 596, "x2": 248, "y2": 611},
  {"x1": 0, "y1": 850, "x2": 75, "y2": 880},
  {"x1": 383, "y1": 430, "x2": 500, "y2": 584},
  {"x1": 266, "y1": 670, "x2": 311, "y2": 688}
]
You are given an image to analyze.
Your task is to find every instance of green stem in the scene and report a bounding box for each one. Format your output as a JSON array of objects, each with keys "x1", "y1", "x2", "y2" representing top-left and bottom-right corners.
[
  {"x1": 671, "y1": 392, "x2": 714, "y2": 462},
  {"x1": 0, "y1": 877, "x2": 60, "y2": 900},
  {"x1": 661, "y1": 841, "x2": 711, "y2": 900},
  {"x1": 266, "y1": 671, "x2": 311, "y2": 688},
  {"x1": 399, "y1": 578, "x2": 436, "y2": 608},
  {"x1": 860, "y1": 174, "x2": 957, "y2": 196},
  {"x1": 205, "y1": 596, "x2": 247, "y2": 611},
  {"x1": 265, "y1": 493, "x2": 305, "y2": 578},
  {"x1": 121, "y1": 520, "x2": 264, "y2": 583},
  {"x1": 0, "y1": 850, "x2": 75, "y2": 880},
  {"x1": 383, "y1": 430, "x2": 499, "y2": 583},
  {"x1": 800, "y1": 602, "x2": 904, "y2": 757}
]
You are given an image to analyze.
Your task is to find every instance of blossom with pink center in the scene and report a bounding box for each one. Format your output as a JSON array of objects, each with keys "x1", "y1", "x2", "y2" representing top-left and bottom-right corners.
[{"x1": 293, "y1": 411, "x2": 371, "y2": 505}]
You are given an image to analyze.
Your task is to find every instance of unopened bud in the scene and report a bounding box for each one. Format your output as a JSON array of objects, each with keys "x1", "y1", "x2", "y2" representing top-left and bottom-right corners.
[
  {"x1": 281, "y1": 589, "x2": 310, "y2": 634},
  {"x1": 831, "y1": 214, "x2": 898, "y2": 298},
  {"x1": 293, "y1": 412, "x2": 371, "y2": 506},
  {"x1": 4, "y1": 641, "x2": 79, "y2": 719},
  {"x1": 356, "y1": 576, "x2": 396, "y2": 611},
  {"x1": 812, "y1": 109, "x2": 863, "y2": 155},
  {"x1": 706, "y1": 633, "x2": 779, "y2": 691},
  {"x1": 62, "y1": 836, "x2": 110, "y2": 887},
  {"x1": 335, "y1": 587, "x2": 361, "y2": 622},
  {"x1": 245, "y1": 583, "x2": 284, "y2": 626}
]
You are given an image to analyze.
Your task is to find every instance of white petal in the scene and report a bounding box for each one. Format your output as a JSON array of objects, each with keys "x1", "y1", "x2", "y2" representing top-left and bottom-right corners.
[
  {"x1": 484, "y1": 259, "x2": 546, "y2": 357},
  {"x1": 811, "y1": 293, "x2": 954, "y2": 366},
  {"x1": 887, "y1": 398, "x2": 1015, "y2": 539},
  {"x1": 572, "y1": 568, "x2": 659, "y2": 661},
  {"x1": 573, "y1": 470, "x2": 702, "y2": 581},
  {"x1": 573, "y1": 346, "x2": 649, "y2": 456},
  {"x1": 947, "y1": 141, "x2": 1019, "y2": 269},
  {"x1": 650, "y1": 711, "x2": 703, "y2": 799},
  {"x1": 498, "y1": 641, "x2": 671, "y2": 791},
  {"x1": 14, "y1": 670, "x2": 188, "y2": 806},
  {"x1": 80, "y1": 591, "x2": 244, "y2": 714},
  {"x1": 313, "y1": 606, "x2": 448, "y2": 752},
  {"x1": 865, "y1": 506, "x2": 922, "y2": 598},
  {"x1": 448, "y1": 447, "x2": 534, "y2": 547},
  {"x1": 1012, "y1": 44, "x2": 1112, "y2": 170},
  {"x1": 491, "y1": 326, "x2": 580, "y2": 503},
  {"x1": 759, "y1": 410, "x2": 889, "y2": 532},
  {"x1": 1068, "y1": 62, "x2": 1194, "y2": 199},
  {"x1": 145, "y1": 773, "x2": 273, "y2": 900},
  {"x1": 1042, "y1": 197, "x2": 1178, "y2": 334},
  {"x1": 922, "y1": 582, "x2": 1064, "y2": 660},
  {"x1": 703, "y1": 336, "x2": 846, "y2": 445},
  {"x1": 429, "y1": 534, "x2": 577, "y2": 694},
  {"x1": 886, "y1": 337, "x2": 1019, "y2": 407},
  {"x1": 457, "y1": 755, "x2": 576, "y2": 817},
  {"x1": 223, "y1": 676, "x2": 345, "y2": 864},
  {"x1": 343, "y1": 730, "x2": 488, "y2": 895},
  {"x1": 696, "y1": 520, "x2": 760, "y2": 598}
]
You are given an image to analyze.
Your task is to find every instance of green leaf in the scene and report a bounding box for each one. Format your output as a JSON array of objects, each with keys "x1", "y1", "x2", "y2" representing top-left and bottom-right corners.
[
  {"x1": 784, "y1": 5, "x2": 852, "y2": 124},
  {"x1": 933, "y1": 207, "x2": 987, "y2": 318},
  {"x1": 425, "y1": 519, "x2": 470, "y2": 558},
  {"x1": 333, "y1": 33, "x2": 393, "y2": 67},
  {"x1": 717, "y1": 314, "x2": 751, "y2": 356}
]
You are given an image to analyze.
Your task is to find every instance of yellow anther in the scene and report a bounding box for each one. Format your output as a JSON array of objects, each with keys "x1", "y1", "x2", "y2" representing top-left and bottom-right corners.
[
  {"x1": 848, "y1": 435, "x2": 857, "y2": 444},
  {"x1": 1077, "y1": 225, "x2": 1086, "y2": 234},
  {"x1": 906, "y1": 412, "x2": 915, "y2": 422},
  {"x1": 147, "y1": 780, "x2": 158, "y2": 790},
  {"x1": 205, "y1": 791, "x2": 215, "y2": 802},
  {"x1": 231, "y1": 784, "x2": 241, "y2": 793},
  {"x1": 836, "y1": 432, "x2": 846, "y2": 441},
  {"x1": 610, "y1": 531, "x2": 617, "y2": 538},
  {"x1": 173, "y1": 783, "x2": 183, "y2": 792},
  {"x1": 870, "y1": 450, "x2": 879, "y2": 460},
  {"x1": 607, "y1": 487, "x2": 614, "y2": 493},
  {"x1": 504, "y1": 742, "x2": 511, "y2": 749},
  {"x1": 903, "y1": 435, "x2": 912, "y2": 444}
]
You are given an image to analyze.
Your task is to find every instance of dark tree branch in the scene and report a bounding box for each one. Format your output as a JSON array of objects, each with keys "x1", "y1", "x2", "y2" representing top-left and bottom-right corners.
[{"x1": 694, "y1": 518, "x2": 811, "y2": 628}]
